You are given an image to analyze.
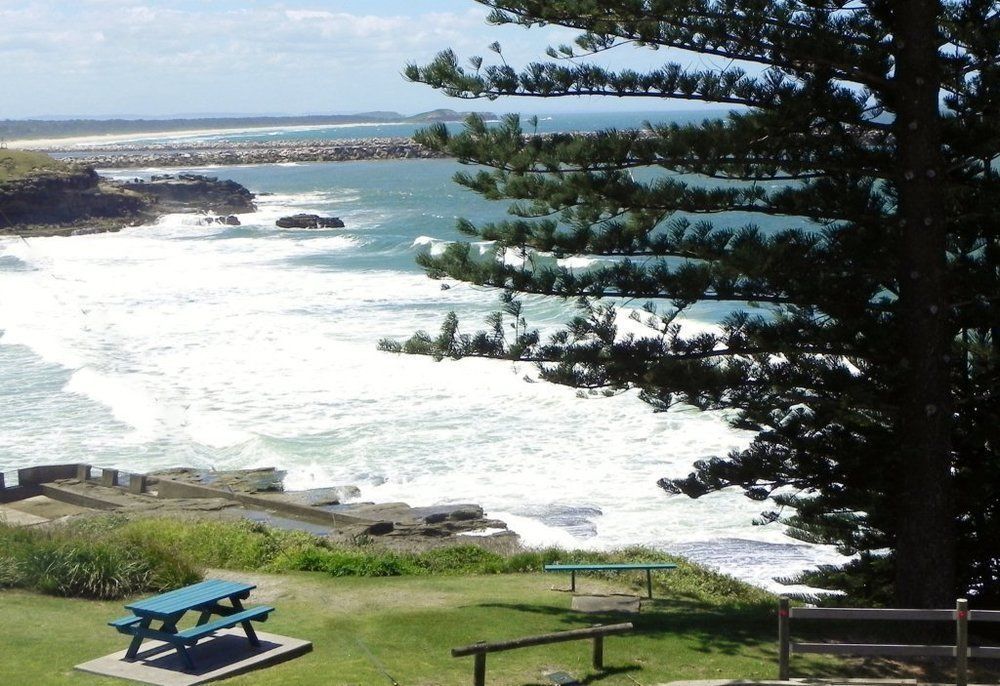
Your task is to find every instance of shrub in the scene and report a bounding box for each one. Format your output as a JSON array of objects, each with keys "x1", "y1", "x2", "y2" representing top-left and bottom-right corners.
[{"x1": 418, "y1": 545, "x2": 505, "y2": 574}]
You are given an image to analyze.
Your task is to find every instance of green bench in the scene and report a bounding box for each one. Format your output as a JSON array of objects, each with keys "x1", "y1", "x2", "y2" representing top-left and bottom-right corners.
[{"x1": 544, "y1": 563, "x2": 677, "y2": 599}]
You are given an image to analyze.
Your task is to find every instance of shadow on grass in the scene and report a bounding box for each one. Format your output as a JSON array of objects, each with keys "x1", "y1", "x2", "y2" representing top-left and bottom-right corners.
[
  {"x1": 473, "y1": 597, "x2": 774, "y2": 659},
  {"x1": 517, "y1": 665, "x2": 643, "y2": 686}
]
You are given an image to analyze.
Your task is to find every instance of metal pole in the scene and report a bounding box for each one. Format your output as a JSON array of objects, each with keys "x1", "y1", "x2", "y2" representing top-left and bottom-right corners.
[
  {"x1": 778, "y1": 597, "x2": 790, "y2": 680},
  {"x1": 956, "y1": 598, "x2": 968, "y2": 686}
]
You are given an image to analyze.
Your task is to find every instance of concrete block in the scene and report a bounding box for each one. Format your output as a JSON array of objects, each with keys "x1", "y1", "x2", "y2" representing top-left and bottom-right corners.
[
  {"x1": 76, "y1": 464, "x2": 92, "y2": 482},
  {"x1": 128, "y1": 474, "x2": 147, "y2": 495},
  {"x1": 156, "y1": 479, "x2": 231, "y2": 500},
  {"x1": 100, "y1": 469, "x2": 119, "y2": 488},
  {"x1": 75, "y1": 629, "x2": 312, "y2": 686},
  {"x1": 0, "y1": 472, "x2": 4, "y2": 489},
  {"x1": 17, "y1": 464, "x2": 81, "y2": 486}
]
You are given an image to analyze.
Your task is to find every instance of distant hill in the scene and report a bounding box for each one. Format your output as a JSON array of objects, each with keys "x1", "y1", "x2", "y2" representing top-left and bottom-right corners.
[
  {"x1": 405, "y1": 109, "x2": 499, "y2": 123},
  {"x1": 0, "y1": 111, "x2": 499, "y2": 141}
]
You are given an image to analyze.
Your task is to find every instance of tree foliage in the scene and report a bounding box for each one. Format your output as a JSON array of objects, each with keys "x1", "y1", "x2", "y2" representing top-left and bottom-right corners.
[{"x1": 389, "y1": 0, "x2": 1000, "y2": 606}]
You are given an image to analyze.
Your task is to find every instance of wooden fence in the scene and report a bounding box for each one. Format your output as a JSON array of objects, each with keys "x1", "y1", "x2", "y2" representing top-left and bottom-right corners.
[
  {"x1": 779, "y1": 597, "x2": 1000, "y2": 686},
  {"x1": 452, "y1": 622, "x2": 633, "y2": 686}
]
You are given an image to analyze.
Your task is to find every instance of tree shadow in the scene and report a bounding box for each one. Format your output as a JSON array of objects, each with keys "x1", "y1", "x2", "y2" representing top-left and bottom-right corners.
[{"x1": 472, "y1": 598, "x2": 774, "y2": 658}]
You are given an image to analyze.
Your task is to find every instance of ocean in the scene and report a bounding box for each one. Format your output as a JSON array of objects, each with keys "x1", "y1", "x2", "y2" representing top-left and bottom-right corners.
[{"x1": 0, "y1": 111, "x2": 846, "y2": 592}]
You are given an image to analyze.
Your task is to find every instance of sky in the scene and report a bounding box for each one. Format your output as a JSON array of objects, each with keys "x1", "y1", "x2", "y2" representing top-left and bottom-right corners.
[{"x1": 0, "y1": 0, "x2": 719, "y2": 119}]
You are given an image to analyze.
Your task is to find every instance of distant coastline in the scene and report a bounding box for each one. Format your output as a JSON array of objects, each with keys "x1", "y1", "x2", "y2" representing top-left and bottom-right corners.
[
  {"x1": 0, "y1": 108, "x2": 496, "y2": 145},
  {"x1": 41, "y1": 136, "x2": 448, "y2": 168}
]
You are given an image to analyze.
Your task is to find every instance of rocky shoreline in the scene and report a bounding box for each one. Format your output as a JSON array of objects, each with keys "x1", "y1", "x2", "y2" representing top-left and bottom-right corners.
[
  {"x1": 46, "y1": 136, "x2": 447, "y2": 168},
  {"x1": 0, "y1": 168, "x2": 257, "y2": 237},
  {"x1": 0, "y1": 464, "x2": 517, "y2": 552}
]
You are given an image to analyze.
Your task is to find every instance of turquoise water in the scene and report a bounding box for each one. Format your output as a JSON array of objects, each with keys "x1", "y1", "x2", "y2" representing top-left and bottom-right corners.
[{"x1": 0, "y1": 112, "x2": 844, "y2": 590}]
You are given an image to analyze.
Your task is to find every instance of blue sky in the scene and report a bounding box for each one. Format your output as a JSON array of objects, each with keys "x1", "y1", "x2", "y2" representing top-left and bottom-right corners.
[{"x1": 1, "y1": 1, "x2": 717, "y2": 119}]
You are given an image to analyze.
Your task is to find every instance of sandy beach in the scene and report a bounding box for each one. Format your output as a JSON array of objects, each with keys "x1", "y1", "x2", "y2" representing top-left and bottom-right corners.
[{"x1": 6, "y1": 121, "x2": 411, "y2": 150}]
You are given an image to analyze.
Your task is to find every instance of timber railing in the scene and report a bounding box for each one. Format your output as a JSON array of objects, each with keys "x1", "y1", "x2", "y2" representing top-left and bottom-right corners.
[
  {"x1": 452, "y1": 622, "x2": 633, "y2": 686},
  {"x1": 778, "y1": 597, "x2": 1000, "y2": 686}
]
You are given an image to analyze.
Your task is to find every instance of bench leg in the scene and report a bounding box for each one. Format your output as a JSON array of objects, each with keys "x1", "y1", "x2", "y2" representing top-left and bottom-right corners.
[
  {"x1": 241, "y1": 621, "x2": 261, "y2": 647},
  {"x1": 174, "y1": 644, "x2": 196, "y2": 671},
  {"x1": 570, "y1": 571, "x2": 576, "y2": 593},
  {"x1": 646, "y1": 570, "x2": 653, "y2": 599},
  {"x1": 125, "y1": 633, "x2": 145, "y2": 660}
]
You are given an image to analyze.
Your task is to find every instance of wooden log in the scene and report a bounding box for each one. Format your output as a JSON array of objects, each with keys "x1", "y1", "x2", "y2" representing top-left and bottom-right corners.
[
  {"x1": 452, "y1": 623, "x2": 633, "y2": 657},
  {"x1": 792, "y1": 642, "x2": 955, "y2": 657},
  {"x1": 790, "y1": 607, "x2": 955, "y2": 621},
  {"x1": 778, "y1": 598, "x2": 790, "y2": 680},
  {"x1": 969, "y1": 609, "x2": 1000, "y2": 622},
  {"x1": 956, "y1": 599, "x2": 968, "y2": 686}
]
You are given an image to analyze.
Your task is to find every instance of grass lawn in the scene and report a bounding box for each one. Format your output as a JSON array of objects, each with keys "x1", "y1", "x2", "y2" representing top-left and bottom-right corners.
[
  {"x1": 0, "y1": 570, "x2": 803, "y2": 686},
  {"x1": 0, "y1": 149, "x2": 70, "y2": 182}
]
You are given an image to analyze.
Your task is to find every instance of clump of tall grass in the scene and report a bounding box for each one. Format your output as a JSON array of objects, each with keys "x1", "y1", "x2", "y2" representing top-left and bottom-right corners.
[{"x1": 0, "y1": 518, "x2": 199, "y2": 600}]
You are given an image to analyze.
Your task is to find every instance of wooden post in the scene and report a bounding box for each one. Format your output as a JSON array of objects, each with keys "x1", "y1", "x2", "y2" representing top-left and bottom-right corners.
[
  {"x1": 646, "y1": 569, "x2": 653, "y2": 599},
  {"x1": 778, "y1": 597, "x2": 790, "y2": 680},
  {"x1": 473, "y1": 652, "x2": 486, "y2": 686},
  {"x1": 570, "y1": 571, "x2": 576, "y2": 592},
  {"x1": 956, "y1": 598, "x2": 968, "y2": 686},
  {"x1": 592, "y1": 635, "x2": 604, "y2": 670}
]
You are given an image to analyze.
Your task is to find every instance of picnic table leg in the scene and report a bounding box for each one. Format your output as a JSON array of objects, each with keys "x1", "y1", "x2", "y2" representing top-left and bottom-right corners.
[
  {"x1": 125, "y1": 618, "x2": 153, "y2": 659},
  {"x1": 174, "y1": 644, "x2": 196, "y2": 671},
  {"x1": 646, "y1": 570, "x2": 653, "y2": 599},
  {"x1": 241, "y1": 620, "x2": 262, "y2": 647}
]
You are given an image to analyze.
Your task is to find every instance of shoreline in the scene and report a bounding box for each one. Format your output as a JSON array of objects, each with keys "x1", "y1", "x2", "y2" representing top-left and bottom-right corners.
[
  {"x1": 5, "y1": 121, "x2": 420, "y2": 149},
  {"x1": 36, "y1": 136, "x2": 447, "y2": 168}
]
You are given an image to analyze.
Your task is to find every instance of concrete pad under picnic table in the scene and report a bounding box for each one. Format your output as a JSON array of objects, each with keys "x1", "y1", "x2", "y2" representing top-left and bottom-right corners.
[{"x1": 75, "y1": 628, "x2": 312, "y2": 686}]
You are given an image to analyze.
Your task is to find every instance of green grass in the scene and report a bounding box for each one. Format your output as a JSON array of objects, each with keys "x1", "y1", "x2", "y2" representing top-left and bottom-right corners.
[
  {"x1": 0, "y1": 571, "x2": 799, "y2": 686},
  {"x1": 0, "y1": 149, "x2": 70, "y2": 182},
  {"x1": 1, "y1": 516, "x2": 972, "y2": 685}
]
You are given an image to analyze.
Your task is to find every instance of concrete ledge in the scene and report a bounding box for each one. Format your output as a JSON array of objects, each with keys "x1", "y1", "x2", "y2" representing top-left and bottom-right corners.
[
  {"x1": 155, "y1": 478, "x2": 373, "y2": 527},
  {"x1": 17, "y1": 464, "x2": 83, "y2": 486},
  {"x1": 40, "y1": 483, "x2": 120, "y2": 511},
  {"x1": 0, "y1": 485, "x2": 42, "y2": 504},
  {"x1": 75, "y1": 628, "x2": 312, "y2": 686}
]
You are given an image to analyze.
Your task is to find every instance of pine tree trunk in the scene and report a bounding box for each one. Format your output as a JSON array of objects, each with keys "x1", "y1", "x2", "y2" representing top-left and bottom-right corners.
[{"x1": 891, "y1": 0, "x2": 955, "y2": 608}]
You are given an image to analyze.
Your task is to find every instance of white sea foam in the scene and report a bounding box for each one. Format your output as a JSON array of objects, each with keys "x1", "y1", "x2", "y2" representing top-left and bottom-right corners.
[{"x1": 0, "y1": 161, "x2": 850, "y2": 592}]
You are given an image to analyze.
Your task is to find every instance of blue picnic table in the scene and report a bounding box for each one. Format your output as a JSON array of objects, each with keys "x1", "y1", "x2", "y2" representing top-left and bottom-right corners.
[{"x1": 109, "y1": 579, "x2": 274, "y2": 670}]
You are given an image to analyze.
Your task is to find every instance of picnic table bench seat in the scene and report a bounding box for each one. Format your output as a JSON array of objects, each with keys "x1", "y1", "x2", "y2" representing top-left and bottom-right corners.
[{"x1": 544, "y1": 562, "x2": 677, "y2": 599}]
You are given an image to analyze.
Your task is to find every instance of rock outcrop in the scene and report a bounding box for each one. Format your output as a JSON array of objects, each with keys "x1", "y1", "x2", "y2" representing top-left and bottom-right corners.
[
  {"x1": 0, "y1": 167, "x2": 256, "y2": 236},
  {"x1": 0, "y1": 167, "x2": 147, "y2": 229},
  {"x1": 121, "y1": 174, "x2": 256, "y2": 214},
  {"x1": 276, "y1": 214, "x2": 344, "y2": 229}
]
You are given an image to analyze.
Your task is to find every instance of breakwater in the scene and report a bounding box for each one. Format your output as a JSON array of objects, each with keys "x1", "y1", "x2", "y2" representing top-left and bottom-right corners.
[{"x1": 44, "y1": 137, "x2": 447, "y2": 168}]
